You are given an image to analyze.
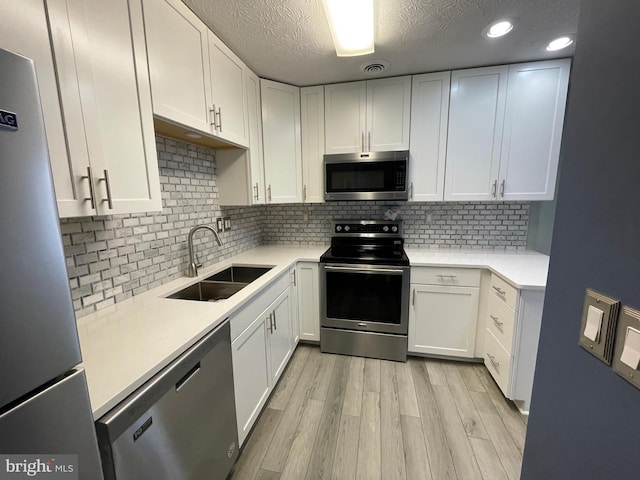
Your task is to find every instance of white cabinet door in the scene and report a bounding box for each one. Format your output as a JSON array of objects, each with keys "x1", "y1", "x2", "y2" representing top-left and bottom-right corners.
[
  {"x1": 208, "y1": 32, "x2": 248, "y2": 147},
  {"x1": 444, "y1": 66, "x2": 508, "y2": 201},
  {"x1": 142, "y1": 0, "x2": 211, "y2": 132},
  {"x1": 261, "y1": 79, "x2": 302, "y2": 203},
  {"x1": 48, "y1": 0, "x2": 161, "y2": 215},
  {"x1": 1, "y1": 0, "x2": 92, "y2": 217},
  {"x1": 296, "y1": 263, "x2": 320, "y2": 342},
  {"x1": 409, "y1": 284, "x2": 480, "y2": 358},
  {"x1": 268, "y1": 288, "x2": 293, "y2": 384},
  {"x1": 232, "y1": 314, "x2": 271, "y2": 447},
  {"x1": 324, "y1": 82, "x2": 367, "y2": 154},
  {"x1": 301, "y1": 86, "x2": 325, "y2": 203},
  {"x1": 216, "y1": 69, "x2": 264, "y2": 206},
  {"x1": 367, "y1": 76, "x2": 411, "y2": 152},
  {"x1": 409, "y1": 72, "x2": 450, "y2": 201},
  {"x1": 499, "y1": 59, "x2": 570, "y2": 200}
]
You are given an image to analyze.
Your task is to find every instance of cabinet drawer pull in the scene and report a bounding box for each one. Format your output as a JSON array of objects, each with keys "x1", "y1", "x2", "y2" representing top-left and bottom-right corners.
[
  {"x1": 492, "y1": 285, "x2": 506, "y2": 297},
  {"x1": 487, "y1": 354, "x2": 500, "y2": 371},
  {"x1": 81, "y1": 166, "x2": 96, "y2": 209},
  {"x1": 489, "y1": 314, "x2": 503, "y2": 330}
]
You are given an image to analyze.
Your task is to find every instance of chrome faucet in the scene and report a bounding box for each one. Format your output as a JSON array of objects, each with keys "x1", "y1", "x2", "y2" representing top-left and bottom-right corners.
[{"x1": 187, "y1": 224, "x2": 223, "y2": 277}]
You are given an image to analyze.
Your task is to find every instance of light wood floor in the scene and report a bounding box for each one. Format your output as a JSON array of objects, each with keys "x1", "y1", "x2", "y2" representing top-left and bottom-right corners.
[{"x1": 230, "y1": 345, "x2": 527, "y2": 480}]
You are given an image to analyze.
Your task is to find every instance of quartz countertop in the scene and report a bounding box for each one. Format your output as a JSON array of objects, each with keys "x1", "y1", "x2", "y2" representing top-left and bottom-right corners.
[
  {"x1": 405, "y1": 248, "x2": 550, "y2": 289},
  {"x1": 77, "y1": 245, "x2": 548, "y2": 419}
]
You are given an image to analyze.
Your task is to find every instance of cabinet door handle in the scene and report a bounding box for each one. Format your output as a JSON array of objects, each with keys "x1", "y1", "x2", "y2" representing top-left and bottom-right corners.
[
  {"x1": 303, "y1": 184, "x2": 307, "y2": 202},
  {"x1": 492, "y1": 285, "x2": 506, "y2": 297},
  {"x1": 489, "y1": 314, "x2": 504, "y2": 330},
  {"x1": 488, "y1": 354, "x2": 500, "y2": 371},
  {"x1": 254, "y1": 183, "x2": 259, "y2": 201},
  {"x1": 367, "y1": 131, "x2": 371, "y2": 152},
  {"x1": 361, "y1": 132, "x2": 365, "y2": 152},
  {"x1": 210, "y1": 104, "x2": 217, "y2": 129},
  {"x1": 500, "y1": 179, "x2": 505, "y2": 198},
  {"x1": 491, "y1": 180, "x2": 498, "y2": 198},
  {"x1": 437, "y1": 274, "x2": 458, "y2": 279},
  {"x1": 267, "y1": 184, "x2": 272, "y2": 203},
  {"x1": 412, "y1": 289, "x2": 415, "y2": 306},
  {"x1": 266, "y1": 315, "x2": 273, "y2": 334},
  {"x1": 410, "y1": 182, "x2": 414, "y2": 200},
  {"x1": 217, "y1": 107, "x2": 222, "y2": 132},
  {"x1": 272, "y1": 312, "x2": 277, "y2": 331},
  {"x1": 292, "y1": 270, "x2": 296, "y2": 286},
  {"x1": 98, "y1": 169, "x2": 113, "y2": 210},
  {"x1": 81, "y1": 166, "x2": 96, "y2": 210}
]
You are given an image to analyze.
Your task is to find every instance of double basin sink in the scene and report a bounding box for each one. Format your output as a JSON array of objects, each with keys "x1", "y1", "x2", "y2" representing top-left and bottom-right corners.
[{"x1": 167, "y1": 265, "x2": 274, "y2": 302}]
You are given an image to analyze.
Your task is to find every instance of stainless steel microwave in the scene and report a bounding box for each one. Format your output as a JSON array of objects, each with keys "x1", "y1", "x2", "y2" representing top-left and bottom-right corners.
[{"x1": 324, "y1": 150, "x2": 409, "y2": 201}]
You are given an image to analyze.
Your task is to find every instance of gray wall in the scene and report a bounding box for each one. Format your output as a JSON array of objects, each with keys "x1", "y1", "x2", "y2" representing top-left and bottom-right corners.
[{"x1": 521, "y1": 2, "x2": 640, "y2": 478}]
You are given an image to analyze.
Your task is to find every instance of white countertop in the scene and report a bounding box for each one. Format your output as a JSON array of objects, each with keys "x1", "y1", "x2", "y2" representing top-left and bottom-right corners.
[
  {"x1": 77, "y1": 245, "x2": 548, "y2": 419},
  {"x1": 405, "y1": 248, "x2": 550, "y2": 289}
]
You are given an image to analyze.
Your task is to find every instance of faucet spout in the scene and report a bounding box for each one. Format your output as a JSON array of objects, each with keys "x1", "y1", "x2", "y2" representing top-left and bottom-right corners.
[{"x1": 187, "y1": 224, "x2": 223, "y2": 277}]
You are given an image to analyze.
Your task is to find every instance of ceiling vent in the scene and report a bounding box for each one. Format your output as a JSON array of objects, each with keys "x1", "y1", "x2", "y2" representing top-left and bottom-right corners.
[{"x1": 360, "y1": 60, "x2": 389, "y2": 75}]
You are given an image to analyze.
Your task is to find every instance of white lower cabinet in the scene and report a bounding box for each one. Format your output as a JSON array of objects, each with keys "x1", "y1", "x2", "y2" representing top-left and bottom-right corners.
[
  {"x1": 296, "y1": 262, "x2": 320, "y2": 342},
  {"x1": 409, "y1": 267, "x2": 481, "y2": 358},
  {"x1": 483, "y1": 273, "x2": 545, "y2": 413},
  {"x1": 230, "y1": 272, "x2": 295, "y2": 446}
]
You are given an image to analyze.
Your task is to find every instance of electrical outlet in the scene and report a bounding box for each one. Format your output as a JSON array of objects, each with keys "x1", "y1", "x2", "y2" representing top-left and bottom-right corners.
[
  {"x1": 216, "y1": 217, "x2": 224, "y2": 232},
  {"x1": 223, "y1": 217, "x2": 231, "y2": 231}
]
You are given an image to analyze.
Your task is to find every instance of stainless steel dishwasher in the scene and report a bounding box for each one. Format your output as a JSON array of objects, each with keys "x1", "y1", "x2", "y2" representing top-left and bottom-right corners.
[{"x1": 96, "y1": 320, "x2": 238, "y2": 480}]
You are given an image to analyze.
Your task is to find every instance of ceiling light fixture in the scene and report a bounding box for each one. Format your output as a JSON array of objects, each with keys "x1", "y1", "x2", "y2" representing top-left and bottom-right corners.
[
  {"x1": 322, "y1": 0, "x2": 374, "y2": 57},
  {"x1": 546, "y1": 36, "x2": 574, "y2": 51},
  {"x1": 185, "y1": 131, "x2": 202, "y2": 139},
  {"x1": 483, "y1": 18, "x2": 517, "y2": 38}
]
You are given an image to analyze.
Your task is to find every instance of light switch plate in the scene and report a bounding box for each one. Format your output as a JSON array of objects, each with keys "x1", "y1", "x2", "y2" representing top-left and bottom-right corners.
[
  {"x1": 224, "y1": 217, "x2": 231, "y2": 231},
  {"x1": 578, "y1": 289, "x2": 620, "y2": 364},
  {"x1": 613, "y1": 306, "x2": 640, "y2": 389}
]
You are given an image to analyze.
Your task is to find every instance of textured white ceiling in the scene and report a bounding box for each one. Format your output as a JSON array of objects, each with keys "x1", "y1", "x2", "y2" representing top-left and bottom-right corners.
[{"x1": 182, "y1": 0, "x2": 580, "y2": 86}]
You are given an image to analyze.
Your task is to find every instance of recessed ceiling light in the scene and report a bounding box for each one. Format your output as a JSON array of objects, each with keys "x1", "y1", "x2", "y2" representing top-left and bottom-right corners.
[
  {"x1": 546, "y1": 36, "x2": 574, "y2": 51},
  {"x1": 483, "y1": 19, "x2": 517, "y2": 38},
  {"x1": 185, "y1": 131, "x2": 202, "y2": 139},
  {"x1": 322, "y1": 0, "x2": 375, "y2": 57}
]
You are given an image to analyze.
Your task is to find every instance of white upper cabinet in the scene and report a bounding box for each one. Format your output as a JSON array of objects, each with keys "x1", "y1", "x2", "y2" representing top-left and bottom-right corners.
[
  {"x1": 142, "y1": 0, "x2": 211, "y2": 133},
  {"x1": 367, "y1": 76, "x2": 412, "y2": 152},
  {"x1": 445, "y1": 66, "x2": 509, "y2": 201},
  {"x1": 47, "y1": 0, "x2": 161, "y2": 216},
  {"x1": 324, "y1": 81, "x2": 366, "y2": 154},
  {"x1": 207, "y1": 32, "x2": 249, "y2": 147},
  {"x1": 499, "y1": 59, "x2": 571, "y2": 200},
  {"x1": 324, "y1": 77, "x2": 411, "y2": 154},
  {"x1": 409, "y1": 72, "x2": 450, "y2": 201},
  {"x1": 261, "y1": 79, "x2": 302, "y2": 204},
  {"x1": 217, "y1": 69, "x2": 265, "y2": 206},
  {"x1": 1, "y1": 0, "x2": 81, "y2": 216},
  {"x1": 445, "y1": 60, "x2": 570, "y2": 202},
  {"x1": 300, "y1": 86, "x2": 325, "y2": 203}
]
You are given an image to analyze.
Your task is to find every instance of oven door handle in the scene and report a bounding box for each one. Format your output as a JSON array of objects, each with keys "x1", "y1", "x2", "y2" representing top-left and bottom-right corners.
[{"x1": 324, "y1": 265, "x2": 406, "y2": 275}]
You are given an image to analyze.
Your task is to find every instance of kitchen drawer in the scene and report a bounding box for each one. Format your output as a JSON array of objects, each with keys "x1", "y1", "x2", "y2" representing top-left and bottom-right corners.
[
  {"x1": 487, "y1": 292, "x2": 516, "y2": 353},
  {"x1": 484, "y1": 329, "x2": 512, "y2": 395},
  {"x1": 411, "y1": 267, "x2": 481, "y2": 287},
  {"x1": 230, "y1": 271, "x2": 290, "y2": 341},
  {"x1": 489, "y1": 274, "x2": 518, "y2": 310}
]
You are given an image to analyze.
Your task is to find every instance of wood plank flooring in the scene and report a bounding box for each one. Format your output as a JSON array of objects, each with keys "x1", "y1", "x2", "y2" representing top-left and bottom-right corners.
[{"x1": 230, "y1": 345, "x2": 527, "y2": 480}]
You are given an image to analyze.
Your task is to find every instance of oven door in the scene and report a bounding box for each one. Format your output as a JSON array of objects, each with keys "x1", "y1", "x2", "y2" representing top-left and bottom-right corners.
[{"x1": 320, "y1": 263, "x2": 410, "y2": 335}]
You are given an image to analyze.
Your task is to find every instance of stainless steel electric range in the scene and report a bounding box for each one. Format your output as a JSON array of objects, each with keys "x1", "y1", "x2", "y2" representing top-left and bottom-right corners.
[{"x1": 319, "y1": 220, "x2": 409, "y2": 362}]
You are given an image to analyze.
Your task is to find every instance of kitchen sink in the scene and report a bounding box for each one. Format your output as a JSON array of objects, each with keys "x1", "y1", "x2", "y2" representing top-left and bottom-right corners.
[
  {"x1": 167, "y1": 265, "x2": 274, "y2": 302},
  {"x1": 204, "y1": 265, "x2": 273, "y2": 283}
]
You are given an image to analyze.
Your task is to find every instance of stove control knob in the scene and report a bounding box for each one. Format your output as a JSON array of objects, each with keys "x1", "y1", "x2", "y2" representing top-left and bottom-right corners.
[
  {"x1": 383, "y1": 226, "x2": 389, "y2": 232},
  {"x1": 391, "y1": 225, "x2": 398, "y2": 233},
  {"x1": 336, "y1": 225, "x2": 342, "y2": 232},
  {"x1": 344, "y1": 225, "x2": 350, "y2": 232}
]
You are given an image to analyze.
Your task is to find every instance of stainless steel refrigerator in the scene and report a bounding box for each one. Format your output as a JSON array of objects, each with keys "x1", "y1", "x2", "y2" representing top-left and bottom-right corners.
[{"x1": 0, "y1": 48, "x2": 104, "y2": 479}]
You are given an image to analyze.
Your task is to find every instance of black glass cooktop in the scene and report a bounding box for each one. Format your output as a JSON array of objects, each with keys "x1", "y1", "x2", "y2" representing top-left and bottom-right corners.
[{"x1": 320, "y1": 238, "x2": 409, "y2": 266}]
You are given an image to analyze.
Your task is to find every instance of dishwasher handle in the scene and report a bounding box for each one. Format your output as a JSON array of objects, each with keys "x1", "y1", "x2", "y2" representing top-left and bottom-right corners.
[{"x1": 175, "y1": 362, "x2": 201, "y2": 392}]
